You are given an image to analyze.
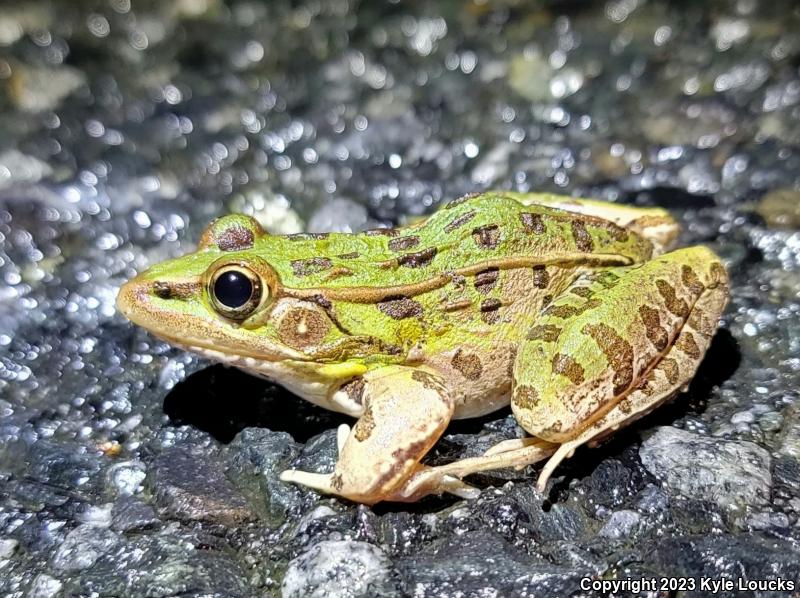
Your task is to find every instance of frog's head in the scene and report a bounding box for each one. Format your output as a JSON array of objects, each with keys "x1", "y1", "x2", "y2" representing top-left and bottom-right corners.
[{"x1": 117, "y1": 215, "x2": 390, "y2": 381}]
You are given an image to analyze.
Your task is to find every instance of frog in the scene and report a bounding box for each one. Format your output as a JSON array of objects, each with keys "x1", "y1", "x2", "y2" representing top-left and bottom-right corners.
[{"x1": 117, "y1": 192, "x2": 729, "y2": 504}]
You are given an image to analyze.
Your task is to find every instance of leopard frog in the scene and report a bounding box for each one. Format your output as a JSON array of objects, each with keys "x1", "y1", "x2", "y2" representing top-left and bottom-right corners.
[{"x1": 117, "y1": 192, "x2": 729, "y2": 504}]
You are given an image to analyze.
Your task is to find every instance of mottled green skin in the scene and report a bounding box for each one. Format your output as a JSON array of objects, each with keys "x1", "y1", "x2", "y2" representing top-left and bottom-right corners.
[{"x1": 132, "y1": 192, "x2": 655, "y2": 369}]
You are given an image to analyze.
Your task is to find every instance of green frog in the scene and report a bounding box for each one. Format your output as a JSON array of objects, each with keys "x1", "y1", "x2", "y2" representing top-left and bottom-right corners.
[{"x1": 117, "y1": 192, "x2": 729, "y2": 504}]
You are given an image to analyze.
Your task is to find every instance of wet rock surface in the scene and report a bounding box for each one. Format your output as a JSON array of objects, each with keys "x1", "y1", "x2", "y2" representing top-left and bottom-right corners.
[{"x1": 0, "y1": 1, "x2": 799, "y2": 597}]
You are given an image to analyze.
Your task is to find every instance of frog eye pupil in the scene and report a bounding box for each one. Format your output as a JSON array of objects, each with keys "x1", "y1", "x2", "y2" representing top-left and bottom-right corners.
[{"x1": 213, "y1": 270, "x2": 253, "y2": 308}]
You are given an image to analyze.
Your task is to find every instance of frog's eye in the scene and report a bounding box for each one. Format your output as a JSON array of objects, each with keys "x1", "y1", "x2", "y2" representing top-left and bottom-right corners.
[{"x1": 209, "y1": 264, "x2": 265, "y2": 320}]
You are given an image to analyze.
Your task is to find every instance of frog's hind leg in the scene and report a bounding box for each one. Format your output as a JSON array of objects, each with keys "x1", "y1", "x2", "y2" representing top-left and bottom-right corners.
[
  {"x1": 511, "y1": 246, "x2": 729, "y2": 493},
  {"x1": 381, "y1": 439, "x2": 558, "y2": 501},
  {"x1": 281, "y1": 365, "x2": 468, "y2": 504}
]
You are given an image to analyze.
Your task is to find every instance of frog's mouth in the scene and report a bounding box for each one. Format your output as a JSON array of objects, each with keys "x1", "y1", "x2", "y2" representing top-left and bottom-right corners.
[
  {"x1": 116, "y1": 275, "x2": 305, "y2": 363},
  {"x1": 116, "y1": 275, "x2": 401, "y2": 365}
]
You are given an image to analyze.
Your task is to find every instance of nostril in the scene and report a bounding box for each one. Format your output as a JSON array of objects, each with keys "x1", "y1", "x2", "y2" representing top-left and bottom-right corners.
[{"x1": 153, "y1": 281, "x2": 172, "y2": 299}]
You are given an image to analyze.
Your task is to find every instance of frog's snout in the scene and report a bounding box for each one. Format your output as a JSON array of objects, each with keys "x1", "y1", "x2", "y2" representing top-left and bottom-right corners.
[
  {"x1": 116, "y1": 276, "x2": 151, "y2": 322},
  {"x1": 116, "y1": 275, "x2": 196, "y2": 321}
]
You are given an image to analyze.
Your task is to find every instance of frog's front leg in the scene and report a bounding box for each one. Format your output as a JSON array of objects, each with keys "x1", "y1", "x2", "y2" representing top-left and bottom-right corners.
[
  {"x1": 512, "y1": 246, "x2": 729, "y2": 492},
  {"x1": 281, "y1": 365, "x2": 472, "y2": 504}
]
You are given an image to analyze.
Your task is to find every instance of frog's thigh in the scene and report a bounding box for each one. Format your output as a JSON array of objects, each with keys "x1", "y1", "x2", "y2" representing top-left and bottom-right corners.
[
  {"x1": 512, "y1": 246, "x2": 729, "y2": 492},
  {"x1": 281, "y1": 366, "x2": 454, "y2": 504}
]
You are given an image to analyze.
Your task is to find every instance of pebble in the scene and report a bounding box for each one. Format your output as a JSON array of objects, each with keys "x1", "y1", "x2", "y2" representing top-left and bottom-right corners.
[
  {"x1": 639, "y1": 427, "x2": 772, "y2": 511},
  {"x1": 281, "y1": 540, "x2": 393, "y2": 598}
]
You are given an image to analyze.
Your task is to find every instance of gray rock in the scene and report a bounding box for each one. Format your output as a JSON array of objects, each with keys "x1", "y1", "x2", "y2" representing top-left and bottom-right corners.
[
  {"x1": 599, "y1": 510, "x2": 641, "y2": 539},
  {"x1": 777, "y1": 403, "x2": 800, "y2": 459},
  {"x1": 281, "y1": 540, "x2": 395, "y2": 598},
  {"x1": 51, "y1": 525, "x2": 121, "y2": 572},
  {"x1": 225, "y1": 428, "x2": 309, "y2": 520},
  {"x1": 27, "y1": 574, "x2": 63, "y2": 598},
  {"x1": 110, "y1": 497, "x2": 160, "y2": 532},
  {"x1": 744, "y1": 511, "x2": 790, "y2": 530},
  {"x1": 639, "y1": 427, "x2": 772, "y2": 511},
  {"x1": 71, "y1": 533, "x2": 251, "y2": 597},
  {"x1": 649, "y1": 533, "x2": 800, "y2": 597},
  {"x1": 0, "y1": 537, "x2": 18, "y2": 558},
  {"x1": 396, "y1": 530, "x2": 586, "y2": 597},
  {"x1": 150, "y1": 447, "x2": 257, "y2": 526}
]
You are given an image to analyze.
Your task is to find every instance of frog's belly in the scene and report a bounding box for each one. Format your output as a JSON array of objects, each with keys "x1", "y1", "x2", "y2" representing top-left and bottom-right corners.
[{"x1": 452, "y1": 388, "x2": 511, "y2": 419}]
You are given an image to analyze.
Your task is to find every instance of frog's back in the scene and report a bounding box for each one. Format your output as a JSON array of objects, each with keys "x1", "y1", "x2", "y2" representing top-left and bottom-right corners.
[{"x1": 260, "y1": 192, "x2": 655, "y2": 294}]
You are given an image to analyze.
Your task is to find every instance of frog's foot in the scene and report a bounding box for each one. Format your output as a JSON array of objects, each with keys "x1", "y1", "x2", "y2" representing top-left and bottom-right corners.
[
  {"x1": 281, "y1": 366, "x2": 456, "y2": 504},
  {"x1": 483, "y1": 437, "x2": 554, "y2": 459},
  {"x1": 279, "y1": 470, "x2": 337, "y2": 494},
  {"x1": 382, "y1": 465, "x2": 481, "y2": 502},
  {"x1": 277, "y1": 424, "x2": 352, "y2": 495},
  {"x1": 385, "y1": 442, "x2": 559, "y2": 501},
  {"x1": 511, "y1": 246, "x2": 729, "y2": 494}
]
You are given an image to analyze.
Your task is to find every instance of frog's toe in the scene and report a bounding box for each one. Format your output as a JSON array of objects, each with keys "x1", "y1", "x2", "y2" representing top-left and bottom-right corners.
[
  {"x1": 440, "y1": 475, "x2": 481, "y2": 499},
  {"x1": 484, "y1": 437, "x2": 551, "y2": 457},
  {"x1": 336, "y1": 423, "x2": 351, "y2": 455},
  {"x1": 279, "y1": 469, "x2": 336, "y2": 494}
]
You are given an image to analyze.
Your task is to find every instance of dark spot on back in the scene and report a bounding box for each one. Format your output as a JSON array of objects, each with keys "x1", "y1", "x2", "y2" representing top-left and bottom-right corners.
[
  {"x1": 571, "y1": 220, "x2": 594, "y2": 252},
  {"x1": 472, "y1": 224, "x2": 501, "y2": 249},
  {"x1": 520, "y1": 212, "x2": 545, "y2": 234},
  {"x1": 532, "y1": 266, "x2": 550, "y2": 289},
  {"x1": 570, "y1": 286, "x2": 594, "y2": 298},
  {"x1": 364, "y1": 228, "x2": 398, "y2": 237},
  {"x1": 398, "y1": 247, "x2": 437, "y2": 268},
  {"x1": 660, "y1": 357, "x2": 680, "y2": 385},
  {"x1": 291, "y1": 257, "x2": 333, "y2": 276},
  {"x1": 474, "y1": 267, "x2": 499, "y2": 294},
  {"x1": 676, "y1": 331, "x2": 701, "y2": 359},
  {"x1": 444, "y1": 209, "x2": 477, "y2": 233},
  {"x1": 286, "y1": 232, "x2": 329, "y2": 241},
  {"x1": 336, "y1": 252, "x2": 360, "y2": 260},
  {"x1": 656, "y1": 279, "x2": 690, "y2": 318},
  {"x1": 709, "y1": 262, "x2": 727, "y2": 286},
  {"x1": 544, "y1": 297, "x2": 601, "y2": 319},
  {"x1": 681, "y1": 265, "x2": 705, "y2": 295},
  {"x1": 590, "y1": 271, "x2": 620, "y2": 289},
  {"x1": 388, "y1": 236, "x2": 421, "y2": 252},
  {"x1": 480, "y1": 298, "x2": 502, "y2": 324},
  {"x1": 444, "y1": 192, "x2": 481, "y2": 209},
  {"x1": 378, "y1": 295, "x2": 424, "y2": 320},
  {"x1": 593, "y1": 219, "x2": 629, "y2": 242},
  {"x1": 513, "y1": 385, "x2": 540, "y2": 410}
]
